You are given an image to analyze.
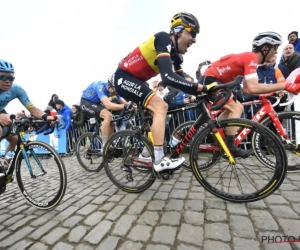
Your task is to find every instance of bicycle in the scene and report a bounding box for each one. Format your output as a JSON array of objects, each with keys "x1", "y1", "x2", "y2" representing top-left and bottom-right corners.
[
  {"x1": 102, "y1": 76, "x2": 288, "y2": 203},
  {"x1": 75, "y1": 110, "x2": 135, "y2": 172},
  {"x1": 170, "y1": 91, "x2": 300, "y2": 172},
  {"x1": 0, "y1": 116, "x2": 67, "y2": 209}
]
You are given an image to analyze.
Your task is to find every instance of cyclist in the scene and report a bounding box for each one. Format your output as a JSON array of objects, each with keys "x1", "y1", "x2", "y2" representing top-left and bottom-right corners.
[
  {"x1": 112, "y1": 12, "x2": 217, "y2": 172},
  {"x1": 80, "y1": 77, "x2": 133, "y2": 154},
  {"x1": 0, "y1": 59, "x2": 55, "y2": 167},
  {"x1": 199, "y1": 31, "x2": 300, "y2": 158}
]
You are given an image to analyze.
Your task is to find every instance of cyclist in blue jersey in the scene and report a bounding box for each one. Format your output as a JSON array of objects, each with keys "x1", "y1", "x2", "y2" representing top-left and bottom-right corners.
[
  {"x1": 80, "y1": 75, "x2": 133, "y2": 154},
  {"x1": 0, "y1": 59, "x2": 54, "y2": 166}
]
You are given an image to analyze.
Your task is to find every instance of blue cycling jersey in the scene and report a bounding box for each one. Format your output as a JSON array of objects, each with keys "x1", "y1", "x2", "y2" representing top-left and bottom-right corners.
[
  {"x1": 82, "y1": 81, "x2": 121, "y2": 103},
  {"x1": 0, "y1": 83, "x2": 33, "y2": 111}
]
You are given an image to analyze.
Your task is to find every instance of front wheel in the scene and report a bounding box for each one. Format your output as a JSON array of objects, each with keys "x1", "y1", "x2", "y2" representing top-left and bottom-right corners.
[
  {"x1": 189, "y1": 118, "x2": 287, "y2": 203},
  {"x1": 16, "y1": 140, "x2": 67, "y2": 209},
  {"x1": 259, "y1": 111, "x2": 300, "y2": 172},
  {"x1": 75, "y1": 132, "x2": 103, "y2": 172},
  {"x1": 102, "y1": 130, "x2": 156, "y2": 193}
]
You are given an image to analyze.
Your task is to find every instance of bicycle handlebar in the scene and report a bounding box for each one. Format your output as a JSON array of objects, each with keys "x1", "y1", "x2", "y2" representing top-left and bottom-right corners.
[
  {"x1": 207, "y1": 75, "x2": 244, "y2": 111},
  {"x1": 12, "y1": 116, "x2": 57, "y2": 136},
  {"x1": 279, "y1": 93, "x2": 297, "y2": 107}
]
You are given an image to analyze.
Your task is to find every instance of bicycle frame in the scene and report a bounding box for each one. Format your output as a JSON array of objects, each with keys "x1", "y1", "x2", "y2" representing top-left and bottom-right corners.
[
  {"x1": 4, "y1": 121, "x2": 51, "y2": 183},
  {"x1": 169, "y1": 100, "x2": 236, "y2": 164},
  {"x1": 207, "y1": 94, "x2": 291, "y2": 146}
]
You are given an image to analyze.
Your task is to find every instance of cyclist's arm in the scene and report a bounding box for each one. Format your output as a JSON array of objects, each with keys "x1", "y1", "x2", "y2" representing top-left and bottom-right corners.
[
  {"x1": 101, "y1": 96, "x2": 125, "y2": 111},
  {"x1": 27, "y1": 106, "x2": 46, "y2": 119},
  {"x1": 241, "y1": 54, "x2": 285, "y2": 94},
  {"x1": 154, "y1": 32, "x2": 202, "y2": 95},
  {"x1": 243, "y1": 77, "x2": 285, "y2": 95}
]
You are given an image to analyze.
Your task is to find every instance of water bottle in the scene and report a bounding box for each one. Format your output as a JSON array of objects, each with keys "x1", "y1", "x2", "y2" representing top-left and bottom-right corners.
[{"x1": 169, "y1": 130, "x2": 184, "y2": 147}]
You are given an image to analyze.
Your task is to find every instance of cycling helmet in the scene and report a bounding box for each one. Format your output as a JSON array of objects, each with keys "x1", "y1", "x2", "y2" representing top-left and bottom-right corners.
[
  {"x1": 171, "y1": 12, "x2": 200, "y2": 34},
  {"x1": 0, "y1": 59, "x2": 14, "y2": 73},
  {"x1": 107, "y1": 74, "x2": 115, "y2": 88},
  {"x1": 252, "y1": 32, "x2": 282, "y2": 47}
]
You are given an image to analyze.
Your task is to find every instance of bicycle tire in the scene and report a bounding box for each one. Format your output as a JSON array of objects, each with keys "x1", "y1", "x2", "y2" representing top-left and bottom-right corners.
[
  {"x1": 103, "y1": 130, "x2": 156, "y2": 193},
  {"x1": 190, "y1": 118, "x2": 287, "y2": 203},
  {"x1": 15, "y1": 141, "x2": 67, "y2": 209},
  {"x1": 259, "y1": 111, "x2": 300, "y2": 172},
  {"x1": 75, "y1": 132, "x2": 103, "y2": 172}
]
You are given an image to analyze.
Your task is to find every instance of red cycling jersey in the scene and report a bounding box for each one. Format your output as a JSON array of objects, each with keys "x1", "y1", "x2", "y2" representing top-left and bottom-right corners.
[{"x1": 203, "y1": 52, "x2": 259, "y2": 83}]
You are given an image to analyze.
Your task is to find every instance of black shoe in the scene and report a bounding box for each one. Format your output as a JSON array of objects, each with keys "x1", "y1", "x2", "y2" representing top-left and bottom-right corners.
[{"x1": 227, "y1": 146, "x2": 253, "y2": 159}]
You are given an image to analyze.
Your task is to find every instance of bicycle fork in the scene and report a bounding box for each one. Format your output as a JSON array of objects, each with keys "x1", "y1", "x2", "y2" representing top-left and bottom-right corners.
[
  {"x1": 20, "y1": 145, "x2": 47, "y2": 178},
  {"x1": 207, "y1": 120, "x2": 236, "y2": 164}
]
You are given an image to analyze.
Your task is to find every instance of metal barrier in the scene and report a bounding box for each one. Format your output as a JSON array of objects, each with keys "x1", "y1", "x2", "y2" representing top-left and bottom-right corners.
[{"x1": 65, "y1": 102, "x2": 292, "y2": 154}]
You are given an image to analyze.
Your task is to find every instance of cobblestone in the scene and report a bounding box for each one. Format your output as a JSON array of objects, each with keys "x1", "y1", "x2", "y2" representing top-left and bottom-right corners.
[{"x1": 1, "y1": 155, "x2": 300, "y2": 249}]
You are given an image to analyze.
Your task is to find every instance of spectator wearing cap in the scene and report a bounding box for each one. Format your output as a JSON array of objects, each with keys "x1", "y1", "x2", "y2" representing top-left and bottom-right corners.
[
  {"x1": 55, "y1": 100, "x2": 72, "y2": 132},
  {"x1": 288, "y1": 31, "x2": 300, "y2": 53}
]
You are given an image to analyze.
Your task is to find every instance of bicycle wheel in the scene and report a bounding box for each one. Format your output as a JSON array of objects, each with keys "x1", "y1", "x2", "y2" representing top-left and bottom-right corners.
[
  {"x1": 259, "y1": 111, "x2": 300, "y2": 172},
  {"x1": 169, "y1": 121, "x2": 198, "y2": 170},
  {"x1": 75, "y1": 132, "x2": 104, "y2": 172},
  {"x1": 102, "y1": 130, "x2": 156, "y2": 193},
  {"x1": 15, "y1": 141, "x2": 67, "y2": 209},
  {"x1": 190, "y1": 118, "x2": 287, "y2": 203}
]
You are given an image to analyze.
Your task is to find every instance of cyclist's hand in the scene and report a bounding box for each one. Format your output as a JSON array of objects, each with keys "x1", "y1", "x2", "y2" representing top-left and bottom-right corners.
[
  {"x1": 284, "y1": 82, "x2": 300, "y2": 95},
  {"x1": 124, "y1": 102, "x2": 133, "y2": 111},
  {"x1": 0, "y1": 113, "x2": 12, "y2": 126},
  {"x1": 202, "y1": 82, "x2": 218, "y2": 94}
]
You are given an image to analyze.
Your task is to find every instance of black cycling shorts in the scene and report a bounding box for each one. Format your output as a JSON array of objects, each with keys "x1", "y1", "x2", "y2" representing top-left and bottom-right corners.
[
  {"x1": 114, "y1": 68, "x2": 155, "y2": 107},
  {"x1": 80, "y1": 98, "x2": 105, "y2": 118}
]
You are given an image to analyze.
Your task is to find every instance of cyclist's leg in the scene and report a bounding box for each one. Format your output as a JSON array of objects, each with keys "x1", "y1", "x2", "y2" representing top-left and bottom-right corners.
[
  {"x1": 100, "y1": 109, "x2": 115, "y2": 146},
  {"x1": 199, "y1": 76, "x2": 252, "y2": 157},
  {"x1": 114, "y1": 69, "x2": 185, "y2": 171},
  {"x1": 0, "y1": 109, "x2": 16, "y2": 166},
  {"x1": 80, "y1": 98, "x2": 111, "y2": 153}
]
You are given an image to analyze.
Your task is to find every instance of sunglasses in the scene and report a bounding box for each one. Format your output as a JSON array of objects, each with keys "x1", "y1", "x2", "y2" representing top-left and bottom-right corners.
[
  {"x1": 185, "y1": 28, "x2": 197, "y2": 39},
  {"x1": 272, "y1": 45, "x2": 279, "y2": 51},
  {"x1": 0, "y1": 75, "x2": 15, "y2": 82}
]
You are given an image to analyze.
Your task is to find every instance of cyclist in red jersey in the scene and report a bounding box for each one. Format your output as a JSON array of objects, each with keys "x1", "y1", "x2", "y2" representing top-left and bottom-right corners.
[
  {"x1": 199, "y1": 32, "x2": 300, "y2": 158},
  {"x1": 112, "y1": 12, "x2": 217, "y2": 172}
]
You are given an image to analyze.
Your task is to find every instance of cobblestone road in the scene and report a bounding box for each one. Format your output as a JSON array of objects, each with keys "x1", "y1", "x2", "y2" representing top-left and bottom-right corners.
[{"x1": 1, "y1": 154, "x2": 300, "y2": 250}]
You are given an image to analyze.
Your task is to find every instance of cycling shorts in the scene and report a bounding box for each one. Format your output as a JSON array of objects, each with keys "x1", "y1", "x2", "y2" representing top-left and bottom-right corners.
[
  {"x1": 113, "y1": 68, "x2": 155, "y2": 107},
  {"x1": 199, "y1": 76, "x2": 234, "y2": 105},
  {"x1": 80, "y1": 98, "x2": 105, "y2": 118}
]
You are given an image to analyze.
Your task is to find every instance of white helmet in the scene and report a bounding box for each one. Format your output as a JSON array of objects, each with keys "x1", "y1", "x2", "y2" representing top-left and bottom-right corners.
[
  {"x1": 252, "y1": 31, "x2": 282, "y2": 47},
  {"x1": 108, "y1": 74, "x2": 115, "y2": 87}
]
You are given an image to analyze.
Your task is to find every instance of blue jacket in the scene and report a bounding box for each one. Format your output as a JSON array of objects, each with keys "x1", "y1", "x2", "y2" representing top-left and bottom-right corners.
[
  {"x1": 57, "y1": 104, "x2": 72, "y2": 131},
  {"x1": 174, "y1": 91, "x2": 197, "y2": 121},
  {"x1": 294, "y1": 38, "x2": 300, "y2": 54}
]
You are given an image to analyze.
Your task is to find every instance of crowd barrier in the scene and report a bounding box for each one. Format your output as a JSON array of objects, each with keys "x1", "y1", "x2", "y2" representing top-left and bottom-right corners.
[{"x1": 0, "y1": 102, "x2": 295, "y2": 155}]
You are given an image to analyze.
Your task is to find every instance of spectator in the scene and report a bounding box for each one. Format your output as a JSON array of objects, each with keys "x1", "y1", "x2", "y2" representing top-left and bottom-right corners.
[
  {"x1": 152, "y1": 80, "x2": 159, "y2": 92},
  {"x1": 48, "y1": 94, "x2": 59, "y2": 111},
  {"x1": 156, "y1": 82, "x2": 170, "y2": 99},
  {"x1": 71, "y1": 104, "x2": 86, "y2": 135},
  {"x1": 288, "y1": 31, "x2": 300, "y2": 53},
  {"x1": 54, "y1": 100, "x2": 72, "y2": 132},
  {"x1": 278, "y1": 44, "x2": 300, "y2": 78}
]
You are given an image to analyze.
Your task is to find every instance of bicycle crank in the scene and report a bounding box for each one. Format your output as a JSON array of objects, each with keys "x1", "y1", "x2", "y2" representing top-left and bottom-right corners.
[{"x1": 153, "y1": 169, "x2": 174, "y2": 181}]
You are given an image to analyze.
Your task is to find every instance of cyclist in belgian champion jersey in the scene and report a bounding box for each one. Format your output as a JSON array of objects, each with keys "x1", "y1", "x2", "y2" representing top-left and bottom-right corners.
[
  {"x1": 199, "y1": 32, "x2": 300, "y2": 158},
  {"x1": 0, "y1": 59, "x2": 55, "y2": 167},
  {"x1": 113, "y1": 12, "x2": 217, "y2": 172}
]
